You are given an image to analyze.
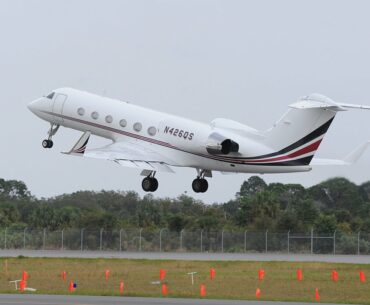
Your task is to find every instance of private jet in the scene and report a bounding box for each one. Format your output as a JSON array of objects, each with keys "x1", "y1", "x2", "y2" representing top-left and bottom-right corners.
[{"x1": 28, "y1": 88, "x2": 370, "y2": 193}]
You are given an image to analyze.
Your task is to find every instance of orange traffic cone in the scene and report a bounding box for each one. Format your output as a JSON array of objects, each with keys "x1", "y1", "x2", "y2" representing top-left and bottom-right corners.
[
  {"x1": 105, "y1": 269, "x2": 110, "y2": 281},
  {"x1": 61, "y1": 271, "x2": 66, "y2": 281},
  {"x1": 160, "y1": 269, "x2": 166, "y2": 281},
  {"x1": 161, "y1": 284, "x2": 168, "y2": 297},
  {"x1": 258, "y1": 269, "x2": 265, "y2": 280},
  {"x1": 200, "y1": 284, "x2": 206, "y2": 297},
  {"x1": 120, "y1": 281, "x2": 124, "y2": 295},
  {"x1": 210, "y1": 268, "x2": 216, "y2": 280},
  {"x1": 296, "y1": 268, "x2": 303, "y2": 281},
  {"x1": 331, "y1": 270, "x2": 338, "y2": 282},
  {"x1": 256, "y1": 288, "x2": 261, "y2": 299},
  {"x1": 359, "y1": 271, "x2": 366, "y2": 282},
  {"x1": 315, "y1": 288, "x2": 320, "y2": 302},
  {"x1": 69, "y1": 281, "x2": 74, "y2": 293}
]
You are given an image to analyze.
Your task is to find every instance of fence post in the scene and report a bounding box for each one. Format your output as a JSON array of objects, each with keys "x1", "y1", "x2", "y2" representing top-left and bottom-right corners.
[
  {"x1": 100, "y1": 228, "x2": 104, "y2": 251},
  {"x1": 265, "y1": 230, "x2": 268, "y2": 253},
  {"x1": 139, "y1": 228, "x2": 143, "y2": 252},
  {"x1": 221, "y1": 230, "x2": 224, "y2": 253},
  {"x1": 80, "y1": 228, "x2": 84, "y2": 251},
  {"x1": 180, "y1": 229, "x2": 184, "y2": 251},
  {"x1": 200, "y1": 230, "x2": 203, "y2": 253},
  {"x1": 23, "y1": 228, "x2": 27, "y2": 249},
  {"x1": 43, "y1": 228, "x2": 46, "y2": 250},
  {"x1": 333, "y1": 230, "x2": 336, "y2": 255},
  {"x1": 357, "y1": 231, "x2": 361, "y2": 255},
  {"x1": 119, "y1": 229, "x2": 123, "y2": 252},
  {"x1": 244, "y1": 230, "x2": 247, "y2": 253},
  {"x1": 311, "y1": 228, "x2": 314, "y2": 254},
  {"x1": 4, "y1": 227, "x2": 7, "y2": 249},
  {"x1": 159, "y1": 228, "x2": 166, "y2": 252},
  {"x1": 287, "y1": 230, "x2": 290, "y2": 254},
  {"x1": 61, "y1": 229, "x2": 64, "y2": 251}
]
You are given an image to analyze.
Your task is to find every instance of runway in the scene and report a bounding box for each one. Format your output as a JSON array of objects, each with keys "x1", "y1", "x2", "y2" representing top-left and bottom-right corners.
[
  {"x1": 0, "y1": 294, "x2": 348, "y2": 305},
  {"x1": 0, "y1": 250, "x2": 369, "y2": 264}
]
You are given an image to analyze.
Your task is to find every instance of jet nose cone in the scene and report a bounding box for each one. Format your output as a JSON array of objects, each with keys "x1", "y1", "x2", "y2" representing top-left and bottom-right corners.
[{"x1": 28, "y1": 98, "x2": 43, "y2": 114}]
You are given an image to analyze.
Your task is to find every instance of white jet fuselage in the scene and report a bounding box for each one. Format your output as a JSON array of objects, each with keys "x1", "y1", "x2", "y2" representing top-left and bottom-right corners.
[{"x1": 30, "y1": 88, "x2": 338, "y2": 175}]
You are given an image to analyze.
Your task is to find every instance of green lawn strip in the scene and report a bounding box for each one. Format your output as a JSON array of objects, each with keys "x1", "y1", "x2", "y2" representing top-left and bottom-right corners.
[{"x1": 0, "y1": 257, "x2": 369, "y2": 304}]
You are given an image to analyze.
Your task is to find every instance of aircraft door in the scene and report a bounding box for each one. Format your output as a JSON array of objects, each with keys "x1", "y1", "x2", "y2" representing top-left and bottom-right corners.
[{"x1": 52, "y1": 93, "x2": 67, "y2": 123}]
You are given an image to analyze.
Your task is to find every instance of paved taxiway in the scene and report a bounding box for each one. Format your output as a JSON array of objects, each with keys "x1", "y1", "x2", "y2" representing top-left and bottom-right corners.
[
  {"x1": 0, "y1": 294, "x2": 350, "y2": 305},
  {"x1": 0, "y1": 250, "x2": 369, "y2": 264}
]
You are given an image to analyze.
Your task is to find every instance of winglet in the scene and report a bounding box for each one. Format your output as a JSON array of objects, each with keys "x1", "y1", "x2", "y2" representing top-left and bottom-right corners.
[
  {"x1": 63, "y1": 131, "x2": 91, "y2": 156},
  {"x1": 343, "y1": 141, "x2": 370, "y2": 164}
]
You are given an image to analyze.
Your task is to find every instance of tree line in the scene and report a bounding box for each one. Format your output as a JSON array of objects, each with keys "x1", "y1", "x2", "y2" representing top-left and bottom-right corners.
[{"x1": 0, "y1": 176, "x2": 370, "y2": 233}]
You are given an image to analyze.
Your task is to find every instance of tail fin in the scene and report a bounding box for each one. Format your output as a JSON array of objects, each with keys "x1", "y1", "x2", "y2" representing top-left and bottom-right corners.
[{"x1": 262, "y1": 94, "x2": 343, "y2": 165}]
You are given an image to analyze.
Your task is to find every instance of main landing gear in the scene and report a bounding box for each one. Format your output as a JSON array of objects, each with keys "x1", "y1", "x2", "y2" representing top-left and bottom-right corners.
[
  {"x1": 140, "y1": 170, "x2": 210, "y2": 193},
  {"x1": 192, "y1": 169, "x2": 209, "y2": 193},
  {"x1": 42, "y1": 124, "x2": 60, "y2": 149},
  {"x1": 142, "y1": 172, "x2": 158, "y2": 192}
]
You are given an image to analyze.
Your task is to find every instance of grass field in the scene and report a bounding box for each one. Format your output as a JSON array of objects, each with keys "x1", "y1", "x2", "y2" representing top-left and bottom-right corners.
[{"x1": 1, "y1": 257, "x2": 370, "y2": 304}]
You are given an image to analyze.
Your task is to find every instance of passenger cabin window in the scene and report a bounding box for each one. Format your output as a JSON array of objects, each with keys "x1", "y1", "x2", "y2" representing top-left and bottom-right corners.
[
  {"x1": 46, "y1": 92, "x2": 55, "y2": 99},
  {"x1": 105, "y1": 115, "x2": 113, "y2": 123},
  {"x1": 119, "y1": 119, "x2": 127, "y2": 127},
  {"x1": 91, "y1": 111, "x2": 99, "y2": 120},
  {"x1": 133, "y1": 122, "x2": 142, "y2": 132},
  {"x1": 148, "y1": 126, "x2": 157, "y2": 136},
  {"x1": 77, "y1": 108, "x2": 85, "y2": 116}
]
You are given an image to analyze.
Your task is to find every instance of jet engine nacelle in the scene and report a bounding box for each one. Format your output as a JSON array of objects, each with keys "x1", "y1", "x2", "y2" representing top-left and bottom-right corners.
[{"x1": 206, "y1": 132, "x2": 239, "y2": 155}]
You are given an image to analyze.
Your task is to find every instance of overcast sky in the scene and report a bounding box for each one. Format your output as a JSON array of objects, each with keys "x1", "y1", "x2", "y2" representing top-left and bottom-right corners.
[{"x1": 1, "y1": 0, "x2": 370, "y2": 203}]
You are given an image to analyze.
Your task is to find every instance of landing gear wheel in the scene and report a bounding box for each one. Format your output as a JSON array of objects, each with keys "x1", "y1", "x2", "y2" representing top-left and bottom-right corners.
[
  {"x1": 142, "y1": 177, "x2": 159, "y2": 192},
  {"x1": 42, "y1": 139, "x2": 53, "y2": 148},
  {"x1": 192, "y1": 178, "x2": 208, "y2": 193}
]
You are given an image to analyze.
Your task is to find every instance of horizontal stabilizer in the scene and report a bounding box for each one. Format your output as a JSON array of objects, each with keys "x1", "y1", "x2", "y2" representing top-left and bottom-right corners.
[
  {"x1": 63, "y1": 131, "x2": 91, "y2": 156},
  {"x1": 290, "y1": 94, "x2": 370, "y2": 112},
  {"x1": 311, "y1": 141, "x2": 370, "y2": 166},
  {"x1": 339, "y1": 103, "x2": 370, "y2": 110}
]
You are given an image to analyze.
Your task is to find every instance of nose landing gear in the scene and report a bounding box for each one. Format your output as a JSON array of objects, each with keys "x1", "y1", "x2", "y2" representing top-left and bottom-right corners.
[
  {"x1": 42, "y1": 139, "x2": 53, "y2": 148},
  {"x1": 42, "y1": 124, "x2": 59, "y2": 149}
]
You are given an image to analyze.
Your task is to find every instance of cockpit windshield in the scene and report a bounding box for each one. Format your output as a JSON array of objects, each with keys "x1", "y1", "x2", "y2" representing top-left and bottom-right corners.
[{"x1": 46, "y1": 92, "x2": 55, "y2": 99}]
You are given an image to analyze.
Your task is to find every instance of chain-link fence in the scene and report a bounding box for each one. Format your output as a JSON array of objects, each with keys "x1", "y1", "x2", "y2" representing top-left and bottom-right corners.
[{"x1": 0, "y1": 228, "x2": 369, "y2": 254}]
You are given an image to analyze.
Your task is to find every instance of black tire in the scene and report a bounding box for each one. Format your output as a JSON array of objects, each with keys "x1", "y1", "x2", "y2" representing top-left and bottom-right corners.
[
  {"x1": 48, "y1": 140, "x2": 54, "y2": 148},
  {"x1": 192, "y1": 179, "x2": 202, "y2": 193},
  {"x1": 150, "y1": 178, "x2": 158, "y2": 192},
  {"x1": 42, "y1": 140, "x2": 49, "y2": 148},
  {"x1": 142, "y1": 177, "x2": 152, "y2": 192}
]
